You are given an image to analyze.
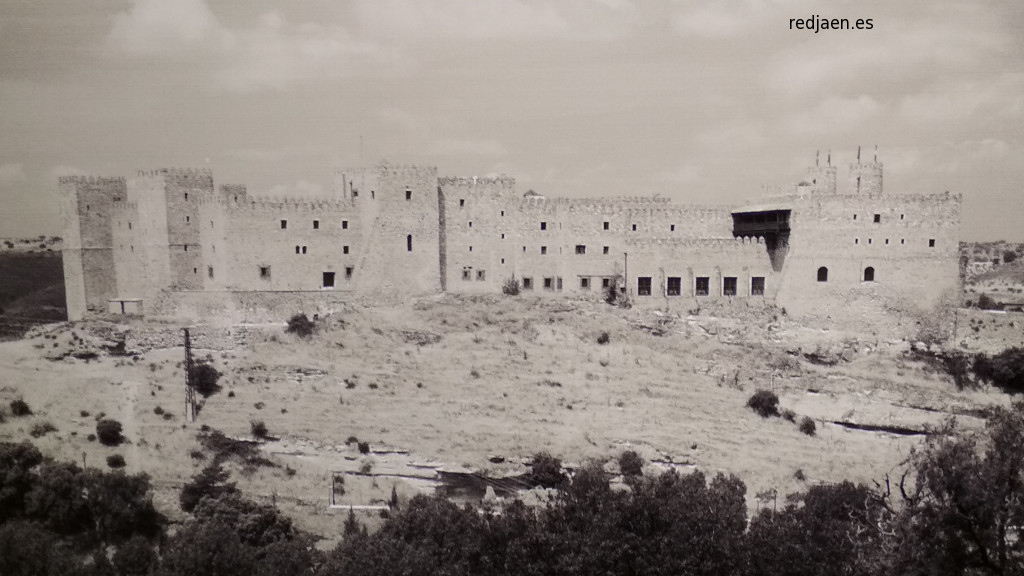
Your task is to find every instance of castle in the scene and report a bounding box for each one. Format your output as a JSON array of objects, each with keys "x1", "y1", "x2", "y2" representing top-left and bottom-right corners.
[{"x1": 59, "y1": 151, "x2": 963, "y2": 337}]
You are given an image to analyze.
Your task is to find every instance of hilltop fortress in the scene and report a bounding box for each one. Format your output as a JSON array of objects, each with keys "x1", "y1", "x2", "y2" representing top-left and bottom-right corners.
[{"x1": 60, "y1": 151, "x2": 962, "y2": 338}]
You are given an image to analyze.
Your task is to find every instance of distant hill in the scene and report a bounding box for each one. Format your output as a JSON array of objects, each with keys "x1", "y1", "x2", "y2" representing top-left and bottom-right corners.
[
  {"x1": 0, "y1": 246, "x2": 66, "y2": 340},
  {"x1": 960, "y1": 241, "x2": 1024, "y2": 311}
]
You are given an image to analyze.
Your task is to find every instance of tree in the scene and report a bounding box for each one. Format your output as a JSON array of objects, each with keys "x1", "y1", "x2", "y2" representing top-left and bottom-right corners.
[
  {"x1": 24, "y1": 461, "x2": 92, "y2": 535},
  {"x1": 973, "y1": 347, "x2": 1024, "y2": 393},
  {"x1": 285, "y1": 314, "x2": 315, "y2": 338},
  {"x1": 112, "y1": 535, "x2": 157, "y2": 576},
  {"x1": 83, "y1": 469, "x2": 163, "y2": 543},
  {"x1": 190, "y1": 363, "x2": 221, "y2": 397},
  {"x1": 530, "y1": 451, "x2": 567, "y2": 488},
  {"x1": 159, "y1": 520, "x2": 255, "y2": 576},
  {"x1": 180, "y1": 463, "x2": 238, "y2": 513},
  {"x1": 0, "y1": 441, "x2": 43, "y2": 521},
  {"x1": 95, "y1": 419, "x2": 124, "y2": 447},
  {"x1": 1003, "y1": 250, "x2": 1017, "y2": 264},
  {"x1": 618, "y1": 450, "x2": 644, "y2": 477},
  {"x1": 747, "y1": 390, "x2": 780, "y2": 418}
]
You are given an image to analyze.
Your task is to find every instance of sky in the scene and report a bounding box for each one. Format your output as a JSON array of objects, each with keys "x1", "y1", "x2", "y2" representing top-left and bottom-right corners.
[{"x1": 1, "y1": 0, "x2": 1022, "y2": 240}]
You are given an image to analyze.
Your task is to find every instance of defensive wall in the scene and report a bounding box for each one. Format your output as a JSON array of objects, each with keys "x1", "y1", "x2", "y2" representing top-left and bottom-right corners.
[{"x1": 60, "y1": 152, "x2": 964, "y2": 338}]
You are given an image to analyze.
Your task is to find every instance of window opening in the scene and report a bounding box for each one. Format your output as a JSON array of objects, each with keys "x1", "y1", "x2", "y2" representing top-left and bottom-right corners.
[
  {"x1": 260, "y1": 266, "x2": 271, "y2": 279},
  {"x1": 477, "y1": 270, "x2": 486, "y2": 281},
  {"x1": 603, "y1": 221, "x2": 609, "y2": 230},
  {"x1": 575, "y1": 245, "x2": 586, "y2": 255},
  {"x1": 637, "y1": 277, "x2": 652, "y2": 296},
  {"x1": 281, "y1": 220, "x2": 287, "y2": 229},
  {"x1": 407, "y1": 235, "x2": 413, "y2": 252},
  {"x1": 345, "y1": 267, "x2": 353, "y2": 279},
  {"x1": 723, "y1": 277, "x2": 738, "y2": 296},
  {"x1": 873, "y1": 214, "x2": 881, "y2": 223},
  {"x1": 929, "y1": 239, "x2": 935, "y2": 247},
  {"x1": 581, "y1": 278, "x2": 590, "y2": 289},
  {"x1": 323, "y1": 272, "x2": 335, "y2": 288},
  {"x1": 817, "y1": 267, "x2": 828, "y2": 282},
  {"x1": 313, "y1": 220, "x2": 319, "y2": 229},
  {"x1": 696, "y1": 277, "x2": 710, "y2": 296},
  {"x1": 667, "y1": 277, "x2": 681, "y2": 296},
  {"x1": 751, "y1": 277, "x2": 765, "y2": 296},
  {"x1": 523, "y1": 277, "x2": 533, "y2": 290},
  {"x1": 863, "y1": 266, "x2": 875, "y2": 282},
  {"x1": 541, "y1": 222, "x2": 547, "y2": 230},
  {"x1": 343, "y1": 246, "x2": 349, "y2": 254}
]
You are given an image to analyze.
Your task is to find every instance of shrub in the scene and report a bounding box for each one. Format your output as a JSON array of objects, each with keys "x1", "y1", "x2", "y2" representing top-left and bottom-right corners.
[
  {"x1": 96, "y1": 419, "x2": 124, "y2": 446},
  {"x1": 106, "y1": 454, "x2": 126, "y2": 468},
  {"x1": 597, "y1": 331, "x2": 610, "y2": 345},
  {"x1": 1004, "y1": 250, "x2": 1018, "y2": 264},
  {"x1": 530, "y1": 451, "x2": 566, "y2": 488},
  {"x1": 9, "y1": 399, "x2": 31, "y2": 417},
  {"x1": 781, "y1": 409, "x2": 796, "y2": 422},
  {"x1": 180, "y1": 463, "x2": 237, "y2": 513},
  {"x1": 799, "y1": 417, "x2": 817, "y2": 436},
  {"x1": 29, "y1": 422, "x2": 57, "y2": 438},
  {"x1": 250, "y1": 420, "x2": 268, "y2": 439},
  {"x1": 978, "y1": 293, "x2": 1001, "y2": 311},
  {"x1": 747, "y1": 390, "x2": 780, "y2": 418},
  {"x1": 87, "y1": 434, "x2": 97, "y2": 442},
  {"x1": 153, "y1": 406, "x2": 164, "y2": 415},
  {"x1": 190, "y1": 363, "x2": 221, "y2": 397},
  {"x1": 357, "y1": 441, "x2": 370, "y2": 454},
  {"x1": 974, "y1": 347, "x2": 1024, "y2": 393},
  {"x1": 502, "y1": 276, "x2": 521, "y2": 296},
  {"x1": 618, "y1": 450, "x2": 644, "y2": 477},
  {"x1": 285, "y1": 313, "x2": 315, "y2": 338}
]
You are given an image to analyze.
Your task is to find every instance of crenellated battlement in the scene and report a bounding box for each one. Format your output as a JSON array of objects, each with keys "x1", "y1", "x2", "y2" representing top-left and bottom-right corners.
[
  {"x1": 112, "y1": 201, "x2": 138, "y2": 212},
  {"x1": 439, "y1": 175, "x2": 516, "y2": 187},
  {"x1": 136, "y1": 168, "x2": 214, "y2": 178},
  {"x1": 625, "y1": 236, "x2": 764, "y2": 250},
  {"x1": 223, "y1": 197, "x2": 356, "y2": 213},
  {"x1": 59, "y1": 175, "x2": 126, "y2": 185}
]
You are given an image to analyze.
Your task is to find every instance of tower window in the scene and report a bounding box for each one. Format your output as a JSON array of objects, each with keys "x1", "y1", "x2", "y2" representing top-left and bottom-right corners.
[
  {"x1": 853, "y1": 214, "x2": 857, "y2": 220},
  {"x1": 185, "y1": 216, "x2": 190, "y2": 223},
  {"x1": 407, "y1": 235, "x2": 412, "y2": 252},
  {"x1": 302, "y1": 246, "x2": 307, "y2": 254},
  {"x1": 723, "y1": 277, "x2": 738, "y2": 296},
  {"x1": 670, "y1": 224, "x2": 676, "y2": 232},
  {"x1": 342, "y1": 220, "x2": 348, "y2": 229},
  {"x1": 323, "y1": 272, "x2": 335, "y2": 288},
  {"x1": 695, "y1": 277, "x2": 710, "y2": 296},
  {"x1": 523, "y1": 277, "x2": 533, "y2": 290},
  {"x1": 345, "y1": 266, "x2": 353, "y2": 279},
  {"x1": 603, "y1": 221, "x2": 609, "y2": 230},
  {"x1": 817, "y1": 267, "x2": 829, "y2": 282},
  {"x1": 522, "y1": 246, "x2": 526, "y2": 252},
  {"x1": 632, "y1": 224, "x2": 637, "y2": 231},
  {"x1": 929, "y1": 239, "x2": 936, "y2": 247},
  {"x1": 873, "y1": 214, "x2": 881, "y2": 223},
  {"x1": 469, "y1": 246, "x2": 473, "y2": 252},
  {"x1": 575, "y1": 245, "x2": 586, "y2": 255},
  {"x1": 501, "y1": 234, "x2": 505, "y2": 239},
  {"x1": 469, "y1": 221, "x2": 472, "y2": 228},
  {"x1": 260, "y1": 266, "x2": 271, "y2": 279},
  {"x1": 207, "y1": 266, "x2": 214, "y2": 279},
  {"x1": 184, "y1": 193, "x2": 188, "y2": 200},
  {"x1": 863, "y1": 266, "x2": 875, "y2": 282},
  {"x1": 281, "y1": 220, "x2": 287, "y2": 229},
  {"x1": 343, "y1": 246, "x2": 349, "y2": 254},
  {"x1": 855, "y1": 238, "x2": 859, "y2": 245},
  {"x1": 501, "y1": 210, "x2": 504, "y2": 217},
  {"x1": 637, "y1": 277, "x2": 652, "y2": 296},
  {"x1": 406, "y1": 189, "x2": 412, "y2": 200},
  {"x1": 128, "y1": 222, "x2": 132, "y2": 230},
  {"x1": 901, "y1": 239, "x2": 905, "y2": 245},
  {"x1": 541, "y1": 246, "x2": 547, "y2": 255},
  {"x1": 477, "y1": 270, "x2": 486, "y2": 281},
  {"x1": 885, "y1": 239, "x2": 889, "y2": 245},
  {"x1": 462, "y1": 269, "x2": 471, "y2": 281},
  {"x1": 603, "y1": 246, "x2": 609, "y2": 255},
  {"x1": 667, "y1": 277, "x2": 681, "y2": 296},
  {"x1": 193, "y1": 268, "x2": 197, "y2": 274},
  {"x1": 581, "y1": 277, "x2": 590, "y2": 289},
  {"x1": 900, "y1": 214, "x2": 904, "y2": 220},
  {"x1": 541, "y1": 222, "x2": 547, "y2": 230},
  {"x1": 313, "y1": 220, "x2": 319, "y2": 229},
  {"x1": 460, "y1": 199, "x2": 465, "y2": 207},
  {"x1": 295, "y1": 246, "x2": 300, "y2": 254},
  {"x1": 751, "y1": 277, "x2": 765, "y2": 296}
]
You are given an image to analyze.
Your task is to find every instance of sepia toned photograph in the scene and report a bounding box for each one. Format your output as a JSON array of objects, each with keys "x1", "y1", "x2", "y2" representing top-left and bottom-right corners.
[{"x1": 1, "y1": 1, "x2": 1023, "y2": 574}]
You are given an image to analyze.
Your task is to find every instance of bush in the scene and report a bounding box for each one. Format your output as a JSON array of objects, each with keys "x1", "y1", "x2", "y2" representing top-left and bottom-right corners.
[
  {"x1": 747, "y1": 390, "x2": 780, "y2": 418},
  {"x1": 502, "y1": 276, "x2": 521, "y2": 296},
  {"x1": 285, "y1": 313, "x2": 315, "y2": 338},
  {"x1": 96, "y1": 419, "x2": 124, "y2": 446},
  {"x1": 9, "y1": 399, "x2": 31, "y2": 417},
  {"x1": 978, "y1": 293, "x2": 1002, "y2": 311},
  {"x1": 153, "y1": 406, "x2": 164, "y2": 415},
  {"x1": 180, "y1": 463, "x2": 238, "y2": 513},
  {"x1": 597, "y1": 331, "x2": 610, "y2": 345},
  {"x1": 106, "y1": 454, "x2": 126, "y2": 468},
  {"x1": 799, "y1": 417, "x2": 817, "y2": 436},
  {"x1": 29, "y1": 422, "x2": 57, "y2": 438},
  {"x1": 190, "y1": 363, "x2": 221, "y2": 397},
  {"x1": 781, "y1": 409, "x2": 797, "y2": 422},
  {"x1": 618, "y1": 450, "x2": 644, "y2": 477},
  {"x1": 1004, "y1": 250, "x2": 1017, "y2": 264},
  {"x1": 974, "y1": 347, "x2": 1024, "y2": 393},
  {"x1": 530, "y1": 451, "x2": 567, "y2": 488},
  {"x1": 250, "y1": 420, "x2": 268, "y2": 439},
  {"x1": 357, "y1": 441, "x2": 370, "y2": 454}
]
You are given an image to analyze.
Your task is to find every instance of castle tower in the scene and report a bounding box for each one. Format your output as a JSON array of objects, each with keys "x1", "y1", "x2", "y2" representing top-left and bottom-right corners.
[
  {"x1": 804, "y1": 150, "x2": 837, "y2": 194},
  {"x1": 847, "y1": 147, "x2": 883, "y2": 194},
  {"x1": 59, "y1": 176, "x2": 126, "y2": 320}
]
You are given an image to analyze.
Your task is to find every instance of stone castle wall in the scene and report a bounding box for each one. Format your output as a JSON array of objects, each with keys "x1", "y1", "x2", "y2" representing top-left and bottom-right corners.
[{"x1": 60, "y1": 153, "x2": 964, "y2": 338}]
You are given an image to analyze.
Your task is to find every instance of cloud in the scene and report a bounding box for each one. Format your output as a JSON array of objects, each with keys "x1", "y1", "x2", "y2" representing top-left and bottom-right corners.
[
  {"x1": 107, "y1": 0, "x2": 230, "y2": 55},
  {"x1": 0, "y1": 163, "x2": 27, "y2": 187}
]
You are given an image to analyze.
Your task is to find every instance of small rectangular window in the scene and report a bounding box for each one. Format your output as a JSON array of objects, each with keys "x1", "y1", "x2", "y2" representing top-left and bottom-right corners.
[
  {"x1": 723, "y1": 277, "x2": 737, "y2": 296},
  {"x1": 900, "y1": 214, "x2": 904, "y2": 220},
  {"x1": 185, "y1": 216, "x2": 190, "y2": 223},
  {"x1": 323, "y1": 272, "x2": 335, "y2": 288},
  {"x1": 929, "y1": 239, "x2": 935, "y2": 247},
  {"x1": 885, "y1": 239, "x2": 889, "y2": 245},
  {"x1": 556, "y1": 277, "x2": 563, "y2": 291},
  {"x1": 281, "y1": 220, "x2": 287, "y2": 229},
  {"x1": 295, "y1": 246, "x2": 300, "y2": 254},
  {"x1": 462, "y1": 269, "x2": 471, "y2": 281},
  {"x1": 541, "y1": 246, "x2": 547, "y2": 255},
  {"x1": 581, "y1": 277, "x2": 590, "y2": 289},
  {"x1": 342, "y1": 220, "x2": 348, "y2": 229},
  {"x1": 405, "y1": 189, "x2": 412, "y2": 200},
  {"x1": 540, "y1": 222, "x2": 547, "y2": 230},
  {"x1": 603, "y1": 221, "x2": 609, "y2": 230},
  {"x1": 522, "y1": 246, "x2": 526, "y2": 252},
  {"x1": 184, "y1": 193, "x2": 188, "y2": 200},
  {"x1": 543, "y1": 277, "x2": 553, "y2": 290},
  {"x1": 469, "y1": 246, "x2": 472, "y2": 252},
  {"x1": 667, "y1": 277, "x2": 681, "y2": 296},
  {"x1": 128, "y1": 222, "x2": 132, "y2": 230},
  {"x1": 460, "y1": 199, "x2": 465, "y2": 207},
  {"x1": 477, "y1": 270, "x2": 486, "y2": 281},
  {"x1": 603, "y1": 246, "x2": 609, "y2": 255},
  {"x1": 345, "y1": 266, "x2": 353, "y2": 279},
  {"x1": 469, "y1": 221, "x2": 472, "y2": 228},
  {"x1": 501, "y1": 233, "x2": 505, "y2": 239},
  {"x1": 501, "y1": 210, "x2": 505, "y2": 216},
  {"x1": 670, "y1": 224, "x2": 675, "y2": 232},
  {"x1": 207, "y1": 266, "x2": 214, "y2": 279},
  {"x1": 901, "y1": 239, "x2": 905, "y2": 245},
  {"x1": 637, "y1": 277, "x2": 652, "y2": 296},
  {"x1": 853, "y1": 214, "x2": 857, "y2": 220},
  {"x1": 575, "y1": 245, "x2": 586, "y2": 255},
  {"x1": 302, "y1": 246, "x2": 307, "y2": 254},
  {"x1": 695, "y1": 277, "x2": 710, "y2": 296},
  {"x1": 602, "y1": 278, "x2": 610, "y2": 288},
  {"x1": 523, "y1": 277, "x2": 533, "y2": 290},
  {"x1": 632, "y1": 224, "x2": 637, "y2": 231},
  {"x1": 855, "y1": 238, "x2": 859, "y2": 244},
  {"x1": 343, "y1": 246, "x2": 349, "y2": 254},
  {"x1": 193, "y1": 267, "x2": 197, "y2": 274},
  {"x1": 873, "y1": 214, "x2": 881, "y2": 223},
  {"x1": 313, "y1": 220, "x2": 319, "y2": 229},
  {"x1": 260, "y1": 266, "x2": 271, "y2": 280},
  {"x1": 751, "y1": 277, "x2": 765, "y2": 296}
]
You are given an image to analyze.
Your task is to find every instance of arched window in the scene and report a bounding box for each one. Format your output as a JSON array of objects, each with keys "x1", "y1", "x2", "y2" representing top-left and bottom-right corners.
[
  {"x1": 863, "y1": 266, "x2": 875, "y2": 282},
  {"x1": 817, "y1": 267, "x2": 828, "y2": 282},
  {"x1": 407, "y1": 235, "x2": 412, "y2": 252}
]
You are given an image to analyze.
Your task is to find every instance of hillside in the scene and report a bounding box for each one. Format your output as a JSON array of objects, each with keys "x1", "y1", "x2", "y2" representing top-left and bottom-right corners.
[{"x1": 0, "y1": 248, "x2": 66, "y2": 340}]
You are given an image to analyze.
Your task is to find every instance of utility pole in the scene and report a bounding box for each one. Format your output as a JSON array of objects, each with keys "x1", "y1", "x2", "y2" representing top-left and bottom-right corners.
[{"x1": 183, "y1": 328, "x2": 196, "y2": 422}]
